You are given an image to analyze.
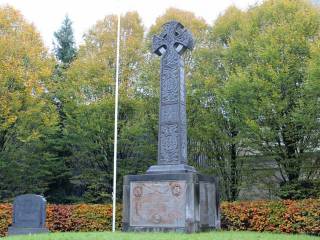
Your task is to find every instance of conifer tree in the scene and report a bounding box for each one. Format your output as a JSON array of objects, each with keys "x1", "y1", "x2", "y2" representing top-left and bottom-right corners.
[{"x1": 53, "y1": 15, "x2": 77, "y2": 66}]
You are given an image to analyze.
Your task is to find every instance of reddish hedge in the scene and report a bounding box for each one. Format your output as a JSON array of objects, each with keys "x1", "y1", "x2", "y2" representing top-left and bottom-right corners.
[
  {"x1": 221, "y1": 199, "x2": 320, "y2": 235},
  {"x1": 0, "y1": 204, "x2": 122, "y2": 237},
  {"x1": 46, "y1": 204, "x2": 122, "y2": 232},
  {"x1": 0, "y1": 204, "x2": 11, "y2": 237},
  {"x1": 0, "y1": 200, "x2": 319, "y2": 237}
]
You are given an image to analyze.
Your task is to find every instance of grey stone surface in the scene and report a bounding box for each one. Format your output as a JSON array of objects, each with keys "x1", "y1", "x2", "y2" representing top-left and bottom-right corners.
[
  {"x1": 8, "y1": 194, "x2": 49, "y2": 236},
  {"x1": 122, "y1": 21, "x2": 220, "y2": 233},
  {"x1": 130, "y1": 181, "x2": 186, "y2": 227},
  {"x1": 147, "y1": 21, "x2": 195, "y2": 173},
  {"x1": 147, "y1": 164, "x2": 196, "y2": 173},
  {"x1": 123, "y1": 173, "x2": 220, "y2": 233},
  {"x1": 199, "y1": 182, "x2": 221, "y2": 229}
]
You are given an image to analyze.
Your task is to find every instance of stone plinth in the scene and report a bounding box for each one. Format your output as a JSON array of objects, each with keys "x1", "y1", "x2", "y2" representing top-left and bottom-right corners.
[
  {"x1": 8, "y1": 227, "x2": 49, "y2": 235},
  {"x1": 122, "y1": 173, "x2": 220, "y2": 233}
]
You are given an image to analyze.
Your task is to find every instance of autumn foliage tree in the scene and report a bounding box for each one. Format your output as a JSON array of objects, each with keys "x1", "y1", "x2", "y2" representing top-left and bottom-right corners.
[
  {"x1": 206, "y1": 0, "x2": 320, "y2": 199},
  {"x1": 55, "y1": 12, "x2": 149, "y2": 203},
  {"x1": 0, "y1": 6, "x2": 65, "y2": 200}
]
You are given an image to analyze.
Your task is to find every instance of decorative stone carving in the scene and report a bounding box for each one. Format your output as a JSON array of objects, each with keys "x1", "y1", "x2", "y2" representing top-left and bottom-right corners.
[
  {"x1": 150, "y1": 21, "x2": 194, "y2": 169},
  {"x1": 161, "y1": 104, "x2": 179, "y2": 123},
  {"x1": 129, "y1": 181, "x2": 186, "y2": 227},
  {"x1": 151, "y1": 214, "x2": 162, "y2": 224},
  {"x1": 161, "y1": 67, "x2": 179, "y2": 104},
  {"x1": 170, "y1": 182, "x2": 182, "y2": 197},
  {"x1": 159, "y1": 124, "x2": 179, "y2": 164},
  {"x1": 133, "y1": 186, "x2": 143, "y2": 198}
]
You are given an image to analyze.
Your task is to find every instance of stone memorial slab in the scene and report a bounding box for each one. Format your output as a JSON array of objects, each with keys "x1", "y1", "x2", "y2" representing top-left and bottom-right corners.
[
  {"x1": 130, "y1": 181, "x2": 186, "y2": 227},
  {"x1": 8, "y1": 194, "x2": 49, "y2": 236}
]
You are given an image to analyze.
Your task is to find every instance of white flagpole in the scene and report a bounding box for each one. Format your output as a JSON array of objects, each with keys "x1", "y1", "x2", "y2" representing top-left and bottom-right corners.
[{"x1": 112, "y1": 12, "x2": 121, "y2": 233}]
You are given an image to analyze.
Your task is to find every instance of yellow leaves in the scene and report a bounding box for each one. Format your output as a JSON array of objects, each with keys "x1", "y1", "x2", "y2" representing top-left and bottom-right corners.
[
  {"x1": 0, "y1": 5, "x2": 55, "y2": 139},
  {"x1": 150, "y1": 8, "x2": 208, "y2": 40},
  {"x1": 65, "y1": 11, "x2": 144, "y2": 103},
  {"x1": 0, "y1": 5, "x2": 24, "y2": 34},
  {"x1": 18, "y1": 129, "x2": 41, "y2": 143},
  {"x1": 0, "y1": 114, "x2": 17, "y2": 130},
  {"x1": 203, "y1": 76, "x2": 218, "y2": 88},
  {"x1": 212, "y1": 6, "x2": 244, "y2": 45}
]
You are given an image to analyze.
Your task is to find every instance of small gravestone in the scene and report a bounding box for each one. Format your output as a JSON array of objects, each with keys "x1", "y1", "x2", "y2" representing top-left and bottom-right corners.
[
  {"x1": 8, "y1": 194, "x2": 49, "y2": 235},
  {"x1": 122, "y1": 21, "x2": 220, "y2": 233}
]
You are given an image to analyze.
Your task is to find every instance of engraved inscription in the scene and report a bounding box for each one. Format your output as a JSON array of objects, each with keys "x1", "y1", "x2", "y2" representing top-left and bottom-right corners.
[
  {"x1": 130, "y1": 181, "x2": 186, "y2": 227},
  {"x1": 16, "y1": 201, "x2": 39, "y2": 224},
  {"x1": 13, "y1": 194, "x2": 46, "y2": 228},
  {"x1": 160, "y1": 124, "x2": 179, "y2": 164}
]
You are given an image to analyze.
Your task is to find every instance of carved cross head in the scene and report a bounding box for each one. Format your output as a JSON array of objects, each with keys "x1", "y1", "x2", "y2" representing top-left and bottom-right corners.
[{"x1": 152, "y1": 21, "x2": 194, "y2": 56}]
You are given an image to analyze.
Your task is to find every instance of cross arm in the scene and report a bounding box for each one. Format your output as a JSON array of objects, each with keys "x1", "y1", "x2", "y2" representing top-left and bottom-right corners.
[
  {"x1": 174, "y1": 28, "x2": 194, "y2": 54},
  {"x1": 152, "y1": 35, "x2": 167, "y2": 56}
]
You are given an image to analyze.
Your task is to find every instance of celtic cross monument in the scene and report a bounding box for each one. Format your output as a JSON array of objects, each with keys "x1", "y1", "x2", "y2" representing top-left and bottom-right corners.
[
  {"x1": 122, "y1": 21, "x2": 220, "y2": 233},
  {"x1": 147, "y1": 20, "x2": 196, "y2": 173}
]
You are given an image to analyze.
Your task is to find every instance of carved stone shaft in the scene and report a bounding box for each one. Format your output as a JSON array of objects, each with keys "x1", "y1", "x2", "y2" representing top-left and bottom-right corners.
[
  {"x1": 158, "y1": 50, "x2": 187, "y2": 164},
  {"x1": 151, "y1": 21, "x2": 194, "y2": 167}
]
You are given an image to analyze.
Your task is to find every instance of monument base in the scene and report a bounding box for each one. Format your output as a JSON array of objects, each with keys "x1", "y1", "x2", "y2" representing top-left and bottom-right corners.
[
  {"x1": 122, "y1": 172, "x2": 220, "y2": 233},
  {"x1": 8, "y1": 226, "x2": 49, "y2": 236},
  {"x1": 147, "y1": 164, "x2": 197, "y2": 173}
]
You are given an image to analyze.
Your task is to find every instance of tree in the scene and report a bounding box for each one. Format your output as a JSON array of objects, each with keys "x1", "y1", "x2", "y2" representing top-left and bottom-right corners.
[
  {"x1": 0, "y1": 6, "x2": 65, "y2": 201},
  {"x1": 53, "y1": 15, "x2": 77, "y2": 66},
  {"x1": 207, "y1": 0, "x2": 320, "y2": 198},
  {"x1": 183, "y1": 7, "x2": 249, "y2": 201},
  {"x1": 58, "y1": 12, "x2": 147, "y2": 203}
]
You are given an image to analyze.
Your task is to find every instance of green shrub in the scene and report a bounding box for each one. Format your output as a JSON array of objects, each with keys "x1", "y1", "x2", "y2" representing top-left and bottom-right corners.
[{"x1": 278, "y1": 180, "x2": 320, "y2": 200}]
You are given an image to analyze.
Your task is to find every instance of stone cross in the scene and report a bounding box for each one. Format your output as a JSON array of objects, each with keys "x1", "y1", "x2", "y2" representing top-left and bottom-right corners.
[{"x1": 148, "y1": 21, "x2": 195, "y2": 172}]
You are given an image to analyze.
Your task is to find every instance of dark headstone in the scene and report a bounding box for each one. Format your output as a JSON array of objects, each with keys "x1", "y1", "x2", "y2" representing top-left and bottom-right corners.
[
  {"x1": 123, "y1": 21, "x2": 220, "y2": 233},
  {"x1": 8, "y1": 194, "x2": 49, "y2": 235}
]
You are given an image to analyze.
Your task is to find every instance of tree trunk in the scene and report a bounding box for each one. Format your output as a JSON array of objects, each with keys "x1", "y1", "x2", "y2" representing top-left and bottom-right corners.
[{"x1": 229, "y1": 143, "x2": 239, "y2": 201}]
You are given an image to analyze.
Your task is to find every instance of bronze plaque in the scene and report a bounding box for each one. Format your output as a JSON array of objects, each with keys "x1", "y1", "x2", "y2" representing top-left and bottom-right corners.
[{"x1": 130, "y1": 181, "x2": 186, "y2": 227}]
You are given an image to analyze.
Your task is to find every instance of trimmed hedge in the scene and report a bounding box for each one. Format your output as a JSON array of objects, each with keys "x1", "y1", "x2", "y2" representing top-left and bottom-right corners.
[
  {"x1": 221, "y1": 199, "x2": 320, "y2": 235},
  {"x1": 46, "y1": 204, "x2": 122, "y2": 232},
  {"x1": 0, "y1": 200, "x2": 319, "y2": 237},
  {"x1": 0, "y1": 204, "x2": 11, "y2": 237},
  {"x1": 0, "y1": 204, "x2": 122, "y2": 237}
]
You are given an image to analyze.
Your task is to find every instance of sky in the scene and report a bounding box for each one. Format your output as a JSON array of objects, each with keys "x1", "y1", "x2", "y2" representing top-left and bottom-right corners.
[{"x1": 0, "y1": 0, "x2": 262, "y2": 49}]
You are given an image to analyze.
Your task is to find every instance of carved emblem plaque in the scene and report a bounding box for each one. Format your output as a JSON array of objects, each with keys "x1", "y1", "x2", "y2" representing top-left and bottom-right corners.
[{"x1": 130, "y1": 181, "x2": 186, "y2": 227}]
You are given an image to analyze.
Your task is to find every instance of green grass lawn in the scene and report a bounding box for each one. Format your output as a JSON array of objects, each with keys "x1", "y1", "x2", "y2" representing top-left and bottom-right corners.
[{"x1": 3, "y1": 231, "x2": 320, "y2": 240}]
